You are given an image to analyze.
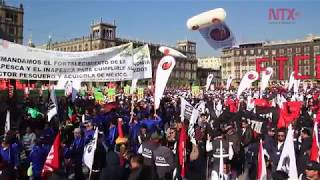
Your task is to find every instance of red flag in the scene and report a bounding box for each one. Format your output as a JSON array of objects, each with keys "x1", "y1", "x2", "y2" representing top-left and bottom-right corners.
[
  {"x1": 42, "y1": 132, "x2": 61, "y2": 177},
  {"x1": 277, "y1": 101, "x2": 302, "y2": 128},
  {"x1": 115, "y1": 118, "x2": 128, "y2": 145},
  {"x1": 103, "y1": 102, "x2": 119, "y2": 112},
  {"x1": 254, "y1": 98, "x2": 272, "y2": 108},
  {"x1": 277, "y1": 108, "x2": 286, "y2": 129},
  {"x1": 310, "y1": 122, "x2": 319, "y2": 162},
  {"x1": 225, "y1": 97, "x2": 238, "y2": 113},
  {"x1": 315, "y1": 109, "x2": 320, "y2": 124},
  {"x1": 257, "y1": 140, "x2": 267, "y2": 180},
  {"x1": 178, "y1": 126, "x2": 187, "y2": 177}
]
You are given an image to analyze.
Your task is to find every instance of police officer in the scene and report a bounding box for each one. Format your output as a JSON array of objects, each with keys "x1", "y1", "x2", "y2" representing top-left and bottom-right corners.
[
  {"x1": 138, "y1": 132, "x2": 161, "y2": 167},
  {"x1": 152, "y1": 133, "x2": 175, "y2": 180}
]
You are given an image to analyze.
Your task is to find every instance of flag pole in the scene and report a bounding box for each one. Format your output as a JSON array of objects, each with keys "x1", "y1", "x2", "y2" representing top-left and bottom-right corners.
[
  {"x1": 129, "y1": 94, "x2": 135, "y2": 123},
  {"x1": 206, "y1": 156, "x2": 209, "y2": 180},
  {"x1": 88, "y1": 170, "x2": 92, "y2": 180}
]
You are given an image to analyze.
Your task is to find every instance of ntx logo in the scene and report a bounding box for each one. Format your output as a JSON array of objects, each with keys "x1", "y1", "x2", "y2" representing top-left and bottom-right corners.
[{"x1": 268, "y1": 8, "x2": 301, "y2": 24}]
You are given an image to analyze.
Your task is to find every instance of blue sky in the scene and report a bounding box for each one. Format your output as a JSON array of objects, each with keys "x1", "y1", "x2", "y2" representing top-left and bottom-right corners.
[{"x1": 6, "y1": 0, "x2": 320, "y2": 57}]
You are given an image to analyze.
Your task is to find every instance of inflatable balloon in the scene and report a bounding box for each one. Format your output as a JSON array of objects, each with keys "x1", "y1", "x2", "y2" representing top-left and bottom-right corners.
[
  {"x1": 159, "y1": 46, "x2": 187, "y2": 58},
  {"x1": 186, "y1": 8, "x2": 235, "y2": 49},
  {"x1": 187, "y1": 8, "x2": 226, "y2": 30}
]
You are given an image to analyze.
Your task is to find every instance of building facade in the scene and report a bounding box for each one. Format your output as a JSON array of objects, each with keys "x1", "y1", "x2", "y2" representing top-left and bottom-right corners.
[
  {"x1": 221, "y1": 35, "x2": 320, "y2": 83},
  {"x1": 40, "y1": 21, "x2": 197, "y2": 86},
  {"x1": 197, "y1": 57, "x2": 221, "y2": 86},
  {"x1": 0, "y1": 1, "x2": 23, "y2": 44}
]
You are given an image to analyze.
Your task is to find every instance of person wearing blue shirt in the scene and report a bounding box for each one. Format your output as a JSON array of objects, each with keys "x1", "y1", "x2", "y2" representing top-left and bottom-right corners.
[
  {"x1": 84, "y1": 122, "x2": 95, "y2": 144},
  {"x1": 106, "y1": 119, "x2": 118, "y2": 148},
  {"x1": 29, "y1": 139, "x2": 47, "y2": 180},
  {"x1": 0, "y1": 137, "x2": 20, "y2": 179},
  {"x1": 128, "y1": 118, "x2": 141, "y2": 152},
  {"x1": 140, "y1": 114, "x2": 162, "y2": 134},
  {"x1": 64, "y1": 128, "x2": 85, "y2": 180}
]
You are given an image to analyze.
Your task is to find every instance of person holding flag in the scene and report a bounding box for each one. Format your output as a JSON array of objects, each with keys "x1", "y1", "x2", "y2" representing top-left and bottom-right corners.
[
  {"x1": 41, "y1": 131, "x2": 61, "y2": 178},
  {"x1": 83, "y1": 127, "x2": 106, "y2": 180}
]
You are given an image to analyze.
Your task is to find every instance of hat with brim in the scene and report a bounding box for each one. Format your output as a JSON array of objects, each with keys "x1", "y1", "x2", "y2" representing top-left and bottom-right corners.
[
  {"x1": 151, "y1": 132, "x2": 162, "y2": 140},
  {"x1": 306, "y1": 161, "x2": 320, "y2": 171}
]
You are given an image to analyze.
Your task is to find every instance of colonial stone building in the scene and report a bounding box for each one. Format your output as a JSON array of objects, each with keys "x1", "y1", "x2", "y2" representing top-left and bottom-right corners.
[
  {"x1": 40, "y1": 20, "x2": 197, "y2": 87},
  {"x1": 0, "y1": 0, "x2": 24, "y2": 44},
  {"x1": 197, "y1": 57, "x2": 221, "y2": 86},
  {"x1": 221, "y1": 35, "x2": 320, "y2": 83}
]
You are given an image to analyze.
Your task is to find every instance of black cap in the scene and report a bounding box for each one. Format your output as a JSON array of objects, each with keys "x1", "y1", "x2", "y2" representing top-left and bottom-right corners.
[
  {"x1": 151, "y1": 132, "x2": 162, "y2": 140},
  {"x1": 306, "y1": 161, "x2": 320, "y2": 170}
]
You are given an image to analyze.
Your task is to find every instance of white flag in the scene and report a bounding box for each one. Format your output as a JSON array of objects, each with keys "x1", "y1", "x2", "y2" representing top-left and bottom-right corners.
[
  {"x1": 47, "y1": 88, "x2": 58, "y2": 122},
  {"x1": 82, "y1": 114, "x2": 85, "y2": 123},
  {"x1": 5, "y1": 110, "x2": 10, "y2": 133},
  {"x1": 64, "y1": 81, "x2": 73, "y2": 96},
  {"x1": 257, "y1": 140, "x2": 267, "y2": 180},
  {"x1": 205, "y1": 74, "x2": 214, "y2": 91},
  {"x1": 215, "y1": 100, "x2": 223, "y2": 118},
  {"x1": 130, "y1": 78, "x2": 138, "y2": 94},
  {"x1": 288, "y1": 72, "x2": 295, "y2": 91},
  {"x1": 293, "y1": 74, "x2": 301, "y2": 94},
  {"x1": 260, "y1": 67, "x2": 273, "y2": 95},
  {"x1": 246, "y1": 95, "x2": 255, "y2": 111},
  {"x1": 218, "y1": 140, "x2": 224, "y2": 180},
  {"x1": 154, "y1": 55, "x2": 176, "y2": 109},
  {"x1": 180, "y1": 97, "x2": 199, "y2": 141},
  {"x1": 83, "y1": 128, "x2": 98, "y2": 170},
  {"x1": 276, "y1": 124, "x2": 298, "y2": 179},
  {"x1": 226, "y1": 75, "x2": 233, "y2": 90},
  {"x1": 237, "y1": 71, "x2": 259, "y2": 99}
]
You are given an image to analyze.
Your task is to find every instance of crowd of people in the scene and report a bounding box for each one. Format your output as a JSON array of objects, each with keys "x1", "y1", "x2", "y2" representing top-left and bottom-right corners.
[{"x1": 0, "y1": 83, "x2": 320, "y2": 180}]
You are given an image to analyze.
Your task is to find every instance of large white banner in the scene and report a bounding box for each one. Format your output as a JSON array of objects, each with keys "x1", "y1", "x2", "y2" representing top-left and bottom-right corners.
[
  {"x1": 132, "y1": 44, "x2": 152, "y2": 79},
  {"x1": 0, "y1": 40, "x2": 152, "y2": 81}
]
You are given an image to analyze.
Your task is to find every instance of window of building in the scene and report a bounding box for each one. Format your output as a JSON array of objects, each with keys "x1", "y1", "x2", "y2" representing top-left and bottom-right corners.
[
  {"x1": 236, "y1": 50, "x2": 240, "y2": 55},
  {"x1": 250, "y1": 49, "x2": 254, "y2": 55},
  {"x1": 264, "y1": 50, "x2": 269, "y2": 56},
  {"x1": 304, "y1": 46, "x2": 310, "y2": 53},
  {"x1": 279, "y1": 49, "x2": 284, "y2": 55},
  {"x1": 192, "y1": 72, "x2": 197, "y2": 80},
  {"x1": 243, "y1": 50, "x2": 247, "y2": 55},
  {"x1": 287, "y1": 48, "x2": 292, "y2": 54},
  {"x1": 8, "y1": 27, "x2": 15, "y2": 35},
  {"x1": 296, "y1": 47, "x2": 301, "y2": 53},
  {"x1": 314, "y1": 46, "x2": 319, "y2": 52},
  {"x1": 186, "y1": 72, "x2": 190, "y2": 78},
  {"x1": 258, "y1": 49, "x2": 262, "y2": 54},
  {"x1": 272, "y1": 49, "x2": 276, "y2": 55}
]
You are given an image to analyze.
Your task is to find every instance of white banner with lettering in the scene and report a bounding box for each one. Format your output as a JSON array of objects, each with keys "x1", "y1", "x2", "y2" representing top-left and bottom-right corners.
[
  {"x1": 180, "y1": 97, "x2": 199, "y2": 141},
  {"x1": 0, "y1": 40, "x2": 152, "y2": 81}
]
